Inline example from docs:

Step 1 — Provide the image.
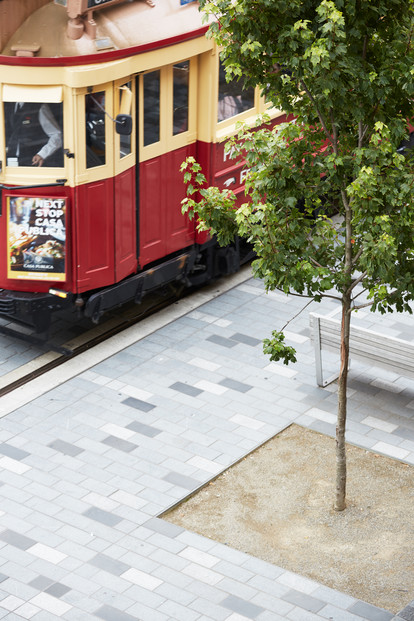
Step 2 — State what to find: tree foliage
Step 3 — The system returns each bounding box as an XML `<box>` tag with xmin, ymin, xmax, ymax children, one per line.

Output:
<box><xmin>182</xmin><ymin>0</ymin><xmax>414</xmax><ymax>509</ymax></box>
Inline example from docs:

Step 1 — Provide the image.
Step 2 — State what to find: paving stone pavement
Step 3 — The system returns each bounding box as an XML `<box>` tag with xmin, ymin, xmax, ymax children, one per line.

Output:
<box><xmin>0</xmin><ymin>274</ymin><xmax>413</xmax><ymax>621</ymax></box>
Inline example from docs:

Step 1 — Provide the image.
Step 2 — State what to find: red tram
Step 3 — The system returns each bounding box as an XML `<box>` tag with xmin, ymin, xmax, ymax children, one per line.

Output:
<box><xmin>0</xmin><ymin>0</ymin><xmax>286</xmax><ymax>332</ymax></box>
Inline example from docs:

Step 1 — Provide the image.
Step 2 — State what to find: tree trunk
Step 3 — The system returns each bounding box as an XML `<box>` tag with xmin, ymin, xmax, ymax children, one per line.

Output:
<box><xmin>335</xmin><ymin>294</ymin><xmax>351</xmax><ymax>511</ymax></box>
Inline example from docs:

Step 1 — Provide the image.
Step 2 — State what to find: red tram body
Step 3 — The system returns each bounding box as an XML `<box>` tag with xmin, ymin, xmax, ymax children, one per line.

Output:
<box><xmin>0</xmin><ymin>0</ymin><xmax>286</xmax><ymax>332</ymax></box>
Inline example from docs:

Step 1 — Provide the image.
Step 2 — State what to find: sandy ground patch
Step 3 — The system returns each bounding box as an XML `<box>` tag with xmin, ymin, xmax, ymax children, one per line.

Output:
<box><xmin>164</xmin><ymin>424</ymin><xmax>414</xmax><ymax>613</ymax></box>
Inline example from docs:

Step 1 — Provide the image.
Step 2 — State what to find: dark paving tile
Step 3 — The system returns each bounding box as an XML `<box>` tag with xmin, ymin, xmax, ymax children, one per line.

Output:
<box><xmin>206</xmin><ymin>334</ymin><xmax>237</xmax><ymax>348</ymax></box>
<box><xmin>281</xmin><ymin>589</ymin><xmax>325</xmax><ymax>613</ymax></box>
<box><xmin>392</xmin><ymin>426</ymin><xmax>414</xmax><ymax>442</ymax></box>
<box><xmin>163</xmin><ymin>471</ymin><xmax>200</xmax><ymax>490</ymax></box>
<box><xmin>347</xmin><ymin>379</ymin><xmax>381</xmax><ymax>395</ymax></box>
<box><xmin>29</xmin><ymin>575</ymin><xmax>55</xmax><ymax>590</ymax></box>
<box><xmin>126</xmin><ymin>421</ymin><xmax>162</xmax><ymax>438</ymax></box>
<box><xmin>0</xmin><ymin>573</ymin><xmax>7</xmax><ymax>584</ymax></box>
<box><xmin>122</xmin><ymin>396</ymin><xmax>155</xmax><ymax>412</ymax></box>
<box><xmin>89</xmin><ymin>553</ymin><xmax>130</xmax><ymax>576</ymax></box>
<box><xmin>44</xmin><ymin>582</ymin><xmax>71</xmax><ymax>598</ymax></box>
<box><xmin>144</xmin><ymin>518</ymin><xmax>184</xmax><ymax>538</ymax></box>
<box><xmin>170</xmin><ymin>382</ymin><xmax>203</xmax><ymax>397</ymax></box>
<box><xmin>349</xmin><ymin>600</ymin><xmax>394</xmax><ymax>621</ymax></box>
<box><xmin>48</xmin><ymin>439</ymin><xmax>84</xmax><ymax>457</ymax></box>
<box><xmin>219</xmin><ymin>378</ymin><xmax>253</xmax><ymax>393</ymax></box>
<box><xmin>83</xmin><ymin>507</ymin><xmax>122</xmax><ymax>527</ymax></box>
<box><xmin>0</xmin><ymin>443</ymin><xmax>30</xmax><ymax>461</ymax></box>
<box><xmin>101</xmin><ymin>436</ymin><xmax>138</xmax><ymax>453</ymax></box>
<box><xmin>231</xmin><ymin>332</ymin><xmax>262</xmax><ymax>347</ymax></box>
<box><xmin>221</xmin><ymin>594</ymin><xmax>265</xmax><ymax>619</ymax></box>
<box><xmin>0</xmin><ymin>529</ymin><xmax>36</xmax><ymax>550</ymax></box>
<box><xmin>396</xmin><ymin>605</ymin><xmax>414</xmax><ymax>621</ymax></box>
<box><xmin>95</xmin><ymin>605</ymin><xmax>138</xmax><ymax>621</ymax></box>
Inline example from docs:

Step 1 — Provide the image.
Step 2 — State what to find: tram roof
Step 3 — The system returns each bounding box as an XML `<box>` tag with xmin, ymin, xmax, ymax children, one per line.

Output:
<box><xmin>1</xmin><ymin>0</ymin><xmax>209</xmax><ymax>64</ymax></box>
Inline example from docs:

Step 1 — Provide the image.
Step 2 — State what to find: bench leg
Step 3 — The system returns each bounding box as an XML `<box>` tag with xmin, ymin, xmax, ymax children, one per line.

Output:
<box><xmin>314</xmin><ymin>316</ymin><xmax>341</xmax><ymax>387</ymax></box>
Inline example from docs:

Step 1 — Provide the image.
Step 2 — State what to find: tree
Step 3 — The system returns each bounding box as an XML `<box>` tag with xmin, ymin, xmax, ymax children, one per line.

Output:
<box><xmin>182</xmin><ymin>0</ymin><xmax>414</xmax><ymax>510</ymax></box>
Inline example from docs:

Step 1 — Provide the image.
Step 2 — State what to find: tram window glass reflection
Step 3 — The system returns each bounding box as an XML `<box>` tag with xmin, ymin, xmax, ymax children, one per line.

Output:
<box><xmin>143</xmin><ymin>71</ymin><xmax>160</xmax><ymax>146</ymax></box>
<box><xmin>4</xmin><ymin>101</ymin><xmax>63</xmax><ymax>167</ymax></box>
<box><xmin>173</xmin><ymin>61</ymin><xmax>189</xmax><ymax>135</ymax></box>
<box><xmin>85</xmin><ymin>91</ymin><xmax>106</xmax><ymax>168</ymax></box>
<box><xmin>119</xmin><ymin>82</ymin><xmax>132</xmax><ymax>158</ymax></box>
<box><xmin>217</xmin><ymin>60</ymin><xmax>255</xmax><ymax>122</ymax></box>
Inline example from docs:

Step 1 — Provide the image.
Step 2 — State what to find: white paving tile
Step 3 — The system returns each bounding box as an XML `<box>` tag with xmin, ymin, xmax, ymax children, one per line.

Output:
<box><xmin>189</xmin><ymin>357</ymin><xmax>221</xmax><ymax>372</ymax></box>
<box><xmin>121</xmin><ymin>568</ymin><xmax>163</xmax><ymax>590</ymax></box>
<box><xmin>372</xmin><ymin>442</ymin><xmax>410</xmax><ymax>460</ymax></box>
<box><xmin>182</xmin><ymin>562</ymin><xmax>222</xmax><ymax>585</ymax></box>
<box><xmin>187</xmin><ymin>455</ymin><xmax>223</xmax><ymax>474</ymax></box>
<box><xmin>179</xmin><ymin>546</ymin><xmax>220</xmax><ymax>568</ymax></box>
<box><xmin>101</xmin><ymin>422</ymin><xmax>136</xmax><ymax>440</ymax></box>
<box><xmin>0</xmin><ymin>595</ymin><xmax>25</xmax><ymax>611</ymax></box>
<box><xmin>305</xmin><ymin>408</ymin><xmax>337</xmax><ymax>425</ymax></box>
<box><xmin>230</xmin><ymin>414</ymin><xmax>266</xmax><ymax>430</ymax></box>
<box><xmin>361</xmin><ymin>416</ymin><xmax>398</xmax><ymax>433</ymax></box>
<box><xmin>194</xmin><ymin>380</ymin><xmax>228</xmax><ymax>395</ymax></box>
<box><xmin>119</xmin><ymin>385</ymin><xmax>153</xmax><ymax>400</ymax></box>
<box><xmin>30</xmin><ymin>593</ymin><xmax>72</xmax><ymax>617</ymax></box>
<box><xmin>28</xmin><ymin>543</ymin><xmax>68</xmax><ymax>565</ymax></box>
<box><xmin>0</xmin><ymin>455</ymin><xmax>31</xmax><ymax>474</ymax></box>
<box><xmin>264</xmin><ymin>363</ymin><xmax>298</xmax><ymax>378</ymax></box>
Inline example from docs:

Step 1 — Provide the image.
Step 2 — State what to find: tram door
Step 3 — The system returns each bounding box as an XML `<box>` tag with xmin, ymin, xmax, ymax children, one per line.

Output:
<box><xmin>137</xmin><ymin>59</ymin><xmax>197</xmax><ymax>266</ymax></box>
<box><xmin>74</xmin><ymin>80</ymin><xmax>137</xmax><ymax>291</ymax></box>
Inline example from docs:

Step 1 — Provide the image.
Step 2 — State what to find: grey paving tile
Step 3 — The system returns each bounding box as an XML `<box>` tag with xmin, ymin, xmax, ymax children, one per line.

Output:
<box><xmin>101</xmin><ymin>436</ymin><xmax>138</xmax><ymax>453</ymax></box>
<box><xmin>0</xmin><ymin>530</ymin><xmax>36</xmax><ymax>551</ymax></box>
<box><xmin>47</xmin><ymin>439</ymin><xmax>84</xmax><ymax>457</ymax></box>
<box><xmin>125</xmin><ymin>421</ymin><xmax>162</xmax><ymax>437</ymax></box>
<box><xmin>230</xmin><ymin>332</ymin><xmax>262</xmax><ymax>347</ymax></box>
<box><xmin>82</xmin><ymin>507</ymin><xmax>123</xmax><ymax>527</ymax></box>
<box><xmin>221</xmin><ymin>594</ymin><xmax>265</xmax><ymax>618</ymax></box>
<box><xmin>162</xmin><ymin>471</ymin><xmax>201</xmax><ymax>490</ymax></box>
<box><xmin>121</xmin><ymin>397</ymin><xmax>155</xmax><ymax>412</ymax></box>
<box><xmin>144</xmin><ymin>518</ymin><xmax>184</xmax><ymax>538</ymax></box>
<box><xmin>282</xmin><ymin>589</ymin><xmax>325</xmax><ymax>613</ymax></box>
<box><xmin>397</xmin><ymin>604</ymin><xmax>414</xmax><ymax>621</ymax></box>
<box><xmin>348</xmin><ymin>600</ymin><xmax>395</xmax><ymax>621</ymax></box>
<box><xmin>0</xmin><ymin>444</ymin><xmax>30</xmax><ymax>461</ymax></box>
<box><xmin>219</xmin><ymin>378</ymin><xmax>253</xmax><ymax>393</ymax></box>
<box><xmin>88</xmin><ymin>553</ymin><xmax>130</xmax><ymax>576</ymax></box>
<box><xmin>44</xmin><ymin>582</ymin><xmax>71</xmax><ymax>598</ymax></box>
<box><xmin>94</xmin><ymin>604</ymin><xmax>138</xmax><ymax>621</ymax></box>
<box><xmin>29</xmin><ymin>575</ymin><xmax>55</xmax><ymax>591</ymax></box>
<box><xmin>206</xmin><ymin>334</ymin><xmax>237</xmax><ymax>348</ymax></box>
<box><xmin>169</xmin><ymin>382</ymin><xmax>203</xmax><ymax>397</ymax></box>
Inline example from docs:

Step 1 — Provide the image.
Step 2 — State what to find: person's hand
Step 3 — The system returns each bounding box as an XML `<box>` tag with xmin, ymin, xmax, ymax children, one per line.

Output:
<box><xmin>32</xmin><ymin>154</ymin><xmax>44</xmax><ymax>166</ymax></box>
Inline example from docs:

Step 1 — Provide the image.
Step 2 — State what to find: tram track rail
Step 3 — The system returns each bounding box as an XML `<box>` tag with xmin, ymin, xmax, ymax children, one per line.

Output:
<box><xmin>0</xmin><ymin>265</ymin><xmax>253</xmax><ymax>404</ymax></box>
<box><xmin>0</xmin><ymin>285</ymin><xmax>186</xmax><ymax>399</ymax></box>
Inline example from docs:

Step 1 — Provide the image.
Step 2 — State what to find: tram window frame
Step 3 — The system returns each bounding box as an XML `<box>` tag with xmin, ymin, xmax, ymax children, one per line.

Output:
<box><xmin>217</xmin><ymin>59</ymin><xmax>256</xmax><ymax>125</ymax></box>
<box><xmin>85</xmin><ymin>90</ymin><xmax>107</xmax><ymax>169</ymax></box>
<box><xmin>2</xmin><ymin>85</ymin><xmax>65</xmax><ymax>171</ymax></box>
<box><xmin>75</xmin><ymin>83</ymin><xmax>114</xmax><ymax>183</ymax></box>
<box><xmin>114</xmin><ymin>77</ymin><xmax>135</xmax><ymax>174</ymax></box>
<box><xmin>140</xmin><ymin>57</ymin><xmax>197</xmax><ymax>162</ymax></box>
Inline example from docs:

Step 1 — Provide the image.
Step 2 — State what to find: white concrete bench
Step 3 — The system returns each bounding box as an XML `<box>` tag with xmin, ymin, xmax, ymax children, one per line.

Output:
<box><xmin>309</xmin><ymin>311</ymin><xmax>414</xmax><ymax>387</ymax></box>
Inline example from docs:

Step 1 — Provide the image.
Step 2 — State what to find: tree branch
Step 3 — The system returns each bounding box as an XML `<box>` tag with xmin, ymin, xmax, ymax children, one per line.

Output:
<box><xmin>300</xmin><ymin>79</ymin><xmax>337</xmax><ymax>154</ymax></box>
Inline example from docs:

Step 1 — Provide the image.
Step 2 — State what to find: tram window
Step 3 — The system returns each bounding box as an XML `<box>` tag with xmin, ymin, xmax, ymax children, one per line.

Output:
<box><xmin>217</xmin><ymin>60</ymin><xmax>255</xmax><ymax>122</ymax></box>
<box><xmin>173</xmin><ymin>61</ymin><xmax>189</xmax><ymax>135</ymax></box>
<box><xmin>85</xmin><ymin>92</ymin><xmax>106</xmax><ymax>168</ymax></box>
<box><xmin>4</xmin><ymin>101</ymin><xmax>63</xmax><ymax>167</ymax></box>
<box><xmin>119</xmin><ymin>82</ymin><xmax>132</xmax><ymax>158</ymax></box>
<box><xmin>143</xmin><ymin>71</ymin><xmax>160</xmax><ymax>146</ymax></box>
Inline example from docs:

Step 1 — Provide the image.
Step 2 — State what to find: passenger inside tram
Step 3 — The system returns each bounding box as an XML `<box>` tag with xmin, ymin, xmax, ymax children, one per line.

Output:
<box><xmin>4</xmin><ymin>101</ymin><xmax>63</xmax><ymax>167</ymax></box>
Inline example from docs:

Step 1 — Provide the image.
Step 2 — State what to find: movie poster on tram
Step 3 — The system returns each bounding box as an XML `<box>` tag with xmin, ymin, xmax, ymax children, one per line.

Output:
<box><xmin>7</xmin><ymin>196</ymin><xmax>66</xmax><ymax>282</ymax></box>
